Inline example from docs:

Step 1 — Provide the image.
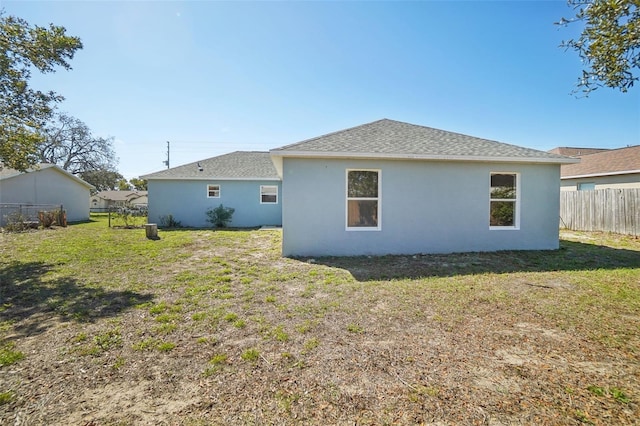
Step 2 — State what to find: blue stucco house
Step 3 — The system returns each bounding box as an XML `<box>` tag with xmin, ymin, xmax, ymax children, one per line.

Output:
<box><xmin>270</xmin><ymin>119</ymin><xmax>577</xmax><ymax>256</ymax></box>
<box><xmin>142</xmin><ymin>151</ymin><xmax>281</xmax><ymax>228</ymax></box>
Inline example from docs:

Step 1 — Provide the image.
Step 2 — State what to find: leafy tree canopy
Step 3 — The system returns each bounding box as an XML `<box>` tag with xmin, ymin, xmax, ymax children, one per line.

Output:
<box><xmin>0</xmin><ymin>12</ymin><xmax>82</xmax><ymax>170</ymax></box>
<box><xmin>80</xmin><ymin>169</ymin><xmax>124</xmax><ymax>192</ymax></box>
<box><xmin>129</xmin><ymin>177</ymin><xmax>148</xmax><ymax>191</ymax></box>
<box><xmin>118</xmin><ymin>179</ymin><xmax>132</xmax><ymax>191</ymax></box>
<box><xmin>558</xmin><ymin>0</ymin><xmax>640</xmax><ymax>95</ymax></box>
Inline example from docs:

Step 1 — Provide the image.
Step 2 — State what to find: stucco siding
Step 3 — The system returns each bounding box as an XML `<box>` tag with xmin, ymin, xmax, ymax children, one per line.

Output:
<box><xmin>560</xmin><ymin>174</ymin><xmax>640</xmax><ymax>191</ymax></box>
<box><xmin>281</xmin><ymin>158</ymin><xmax>560</xmax><ymax>256</ymax></box>
<box><xmin>0</xmin><ymin>168</ymin><xmax>91</xmax><ymax>222</ymax></box>
<box><xmin>147</xmin><ymin>180</ymin><xmax>282</xmax><ymax>228</ymax></box>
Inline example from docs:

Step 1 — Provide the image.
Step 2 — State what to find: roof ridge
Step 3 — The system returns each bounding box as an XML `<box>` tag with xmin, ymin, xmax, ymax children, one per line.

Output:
<box><xmin>273</xmin><ymin>119</ymin><xmax>393</xmax><ymax>151</ymax></box>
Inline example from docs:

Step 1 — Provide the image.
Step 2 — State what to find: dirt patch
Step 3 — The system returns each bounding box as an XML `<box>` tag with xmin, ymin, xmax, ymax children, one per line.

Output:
<box><xmin>1</xmin><ymin>224</ymin><xmax>639</xmax><ymax>424</ymax></box>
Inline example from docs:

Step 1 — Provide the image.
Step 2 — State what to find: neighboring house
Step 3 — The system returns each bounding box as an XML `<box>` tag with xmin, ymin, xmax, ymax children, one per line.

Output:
<box><xmin>0</xmin><ymin>163</ymin><xmax>94</xmax><ymax>225</ymax></box>
<box><xmin>90</xmin><ymin>191</ymin><xmax>148</xmax><ymax>211</ymax></box>
<box><xmin>551</xmin><ymin>145</ymin><xmax>640</xmax><ymax>191</ymax></box>
<box><xmin>549</xmin><ymin>147</ymin><xmax>610</xmax><ymax>157</ymax></box>
<box><xmin>270</xmin><ymin>119</ymin><xmax>577</xmax><ymax>257</ymax></box>
<box><xmin>142</xmin><ymin>151</ymin><xmax>281</xmax><ymax>228</ymax></box>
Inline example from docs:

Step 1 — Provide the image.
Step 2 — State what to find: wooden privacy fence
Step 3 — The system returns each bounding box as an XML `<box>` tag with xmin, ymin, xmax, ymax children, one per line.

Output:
<box><xmin>560</xmin><ymin>188</ymin><xmax>640</xmax><ymax>236</ymax></box>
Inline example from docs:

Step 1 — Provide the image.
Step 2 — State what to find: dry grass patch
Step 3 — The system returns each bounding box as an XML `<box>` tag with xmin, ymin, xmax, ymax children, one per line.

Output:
<box><xmin>0</xmin><ymin>220</ymin><xmax>638</xmax><ymax>424</ymax></box>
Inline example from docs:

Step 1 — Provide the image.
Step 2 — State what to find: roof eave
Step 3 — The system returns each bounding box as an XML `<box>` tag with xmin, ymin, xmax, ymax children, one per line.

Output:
<box><xmin>143</xmin><ymin>176</ymin><xmax>281</xmax><ymax>181</ymax></box>
<box><xmin>561</xmin><ymin>169</ymin><xmax>640</xmax><ymax>179</ymax></box>
<box><xmin>268</xmin><ymin>150</ymin><xmax>578</xmax><ymax>164</ymax></box>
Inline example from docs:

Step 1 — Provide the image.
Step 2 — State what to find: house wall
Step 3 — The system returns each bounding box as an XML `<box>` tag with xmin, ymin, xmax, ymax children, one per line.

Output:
<box><xmin>560</xmin><ymin>173</ymin><xmax>640</xmax><ymax>191</ymax></box>
<box><xmin>0</xmin><ymin>168</ymin><xmax>91</xmax><ymax>222</ymax></box>
<box><xmin>281</xmin><ymin>158</ymin><xmax>561</xmax><ymax>256</ymax></box>
<box><xmin>90</xmin><ymin>197</ymin><xmax>109</xmax><ymax>210</ymax></box>
<box><xmin>147</xmin><ymin>179</ymin><xmax>282</xmax><ymax>228</ymax></box>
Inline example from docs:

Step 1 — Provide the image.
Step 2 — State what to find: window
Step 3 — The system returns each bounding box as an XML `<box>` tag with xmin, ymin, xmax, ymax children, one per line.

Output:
<box><xmin>260</xmin><ymin>185</ymin><xmax>278</xmax><ymax>204</ymax></box>
<box><xmin>578</xmin><ymin>182</ymin><xmax>595</xmax><ymax>191</ymax></box>
<box><xmin>207</xmin><ymin>184</ymin><xmax>220</xmax><ymax>198</ymax></box>
<box><xmin>490</xmin><ymin>173</ymin><xmax>519</xmax><ymax>229</ymax></box>
<box><xmin>346</xmin><ymin>169</ymin><xmax>380</xmax><ymax>230</ymax></box>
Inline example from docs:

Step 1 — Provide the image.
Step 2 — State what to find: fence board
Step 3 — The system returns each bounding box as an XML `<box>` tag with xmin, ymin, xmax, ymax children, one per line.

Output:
<box><xmin>560</xmin><ymin>189</ymin><xmax>640</xmax><ymax>236</ymax></box>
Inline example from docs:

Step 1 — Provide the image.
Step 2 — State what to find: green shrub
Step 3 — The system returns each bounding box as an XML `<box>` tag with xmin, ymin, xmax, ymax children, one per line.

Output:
<box><xmin>206</xmin><ymin>205</ymin><xmax>235</xmax><ymax>228</ymax></box>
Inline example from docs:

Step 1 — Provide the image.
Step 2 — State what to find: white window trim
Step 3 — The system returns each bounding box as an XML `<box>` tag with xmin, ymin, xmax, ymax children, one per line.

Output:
<box><xmin>260</xmin><ymin>185</ymin><xmax>278</xmax><ymax>204</ymax></box>
<box><xmin>346</xmin><ymin>168</ymin><xmax>381</xmax><ymax>231</ymax></box>
<box><xmin>489</xmin><ymin>172</ymin><xmax>520</xmax><ymax>231</ymax></box>
<box><xmin>207</xmin><ymin>184</ymin><xmax>221</xmax><ymax>198</ymax></box>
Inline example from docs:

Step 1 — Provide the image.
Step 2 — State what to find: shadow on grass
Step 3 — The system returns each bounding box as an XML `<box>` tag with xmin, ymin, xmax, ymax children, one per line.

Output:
<box><xmin>0</xmin><ymin>261</ymin><xmax>152</xmax><ymax>337</ymax></box>
<box><xmin>308</xmin><ymin>240</ymin><xmax>640</xmax><ymax>282</ymax></box>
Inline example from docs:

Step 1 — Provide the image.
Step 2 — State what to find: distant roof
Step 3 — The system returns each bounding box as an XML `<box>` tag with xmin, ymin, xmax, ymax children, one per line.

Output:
<box><xmin>549</xmin><ymin>147</ymin><xmax>611</xmax><ymax>157</ymax></box>
<box><xmin>561</xmin><ymin>145</ymin><xmax>640</xmax><ymax>179</ymax></box>
<box><xmin>271</xmin><ymin>119</ymin><xmax>576</xmax><ymax>164</ymax></box>
<box><xmin>142</xmin><ymin>151</ymin><xmax>279</xmax><ymax>181</ymax></box>
<box><xmin>94</xmin><ymin>191</ymin><xmax>148</xmax><ymax>201</ymax></box>
<box><xmin>0</xmin><ymin>163</ymin><xmax>94</xmax><ymax>189</ymax></box>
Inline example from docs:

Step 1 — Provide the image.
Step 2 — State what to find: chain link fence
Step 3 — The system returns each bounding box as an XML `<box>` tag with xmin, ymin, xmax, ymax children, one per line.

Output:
<box><xmin>0</xmin><ymin>203</ymin><xmax>65</xmax><ymax>228</ymax></box>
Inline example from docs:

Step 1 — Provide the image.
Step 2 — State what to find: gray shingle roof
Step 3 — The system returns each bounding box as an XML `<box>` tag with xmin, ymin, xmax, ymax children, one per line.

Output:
<box><xmin>271</xmin><ymin>119</ymin><xmax>576</xmax><ymax>163</ymax></box>
<box><xmin>142</xmin><ymin>151</ymin><xmax>279</xmax><ymax>180</ymax></box>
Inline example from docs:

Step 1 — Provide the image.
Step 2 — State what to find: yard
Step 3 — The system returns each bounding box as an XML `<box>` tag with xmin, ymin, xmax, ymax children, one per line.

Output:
<box><xmin>0</xmin><ymin>216</ymin><xmax>638</xmax><ymax>425</ymax></box>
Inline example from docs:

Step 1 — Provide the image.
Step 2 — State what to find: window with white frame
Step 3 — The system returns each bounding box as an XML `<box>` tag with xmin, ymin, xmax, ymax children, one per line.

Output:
<box><xmin>207</xmin><ymin>184</ymin><xmax>220</xmax><ymax>198</ymax></box>
<box><xmin>260</xmin><ymin>185</ymin><xmax>278</xmax><ymax>204</ymax></box>
<box><xmin>490</xmin><ymin>173</ymin><xmax>519</xmax><ymax>229</ymax></box>
<box><xmin>346</xmin><ymin>169</ymin><xmax>380</xmax><ymax>230</ymax></box>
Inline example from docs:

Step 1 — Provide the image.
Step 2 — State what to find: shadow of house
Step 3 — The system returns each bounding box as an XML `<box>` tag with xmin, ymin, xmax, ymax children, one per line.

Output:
<box><xmin>0</xmin><ymin>261</ymin><xmax>153</xmax><ymax>338</ymax></box>
<box><xmin>304</xmin><ymin>240</ymin><xmax>640</xmax><ymax>282</ymax></box>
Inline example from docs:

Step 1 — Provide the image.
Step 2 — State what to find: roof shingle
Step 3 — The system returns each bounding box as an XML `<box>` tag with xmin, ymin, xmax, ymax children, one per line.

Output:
<box><xmin>561</xmin><ymin>145</ymin><xmax>640</xmax><ymax>178</ymax></box>
<box><xmin>142</xmin><ymin>151</ymin><xmax>279</xmax><ymax>180</ymax></box>
<box><xmin>271</xmin><ymin>119</ymin><xmax>574</xmax><ymax>163</ymax></box>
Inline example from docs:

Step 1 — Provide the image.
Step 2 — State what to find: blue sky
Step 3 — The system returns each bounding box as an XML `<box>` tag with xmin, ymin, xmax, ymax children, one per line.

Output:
<box><xmin>4</xmin><ymin>0</ymin><xmax>639</xmax><ymax>180</ymax></box>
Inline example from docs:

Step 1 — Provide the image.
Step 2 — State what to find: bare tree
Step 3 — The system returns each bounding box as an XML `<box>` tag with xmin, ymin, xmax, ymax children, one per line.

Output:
<box><xmin>38</xmin><ymin>113</ymin><xmax>117</xmax><ymax>174</ymax></box>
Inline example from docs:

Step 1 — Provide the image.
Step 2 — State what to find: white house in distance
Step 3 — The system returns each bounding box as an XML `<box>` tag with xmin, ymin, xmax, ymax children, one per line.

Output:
<box><xmin>270</xmin><ymin>119</ymin><xmax>577</xmax><ymax>257</ymax></box>
<box><xmin>0</xmin><ymin>163</ymin><xmax>94</xmax><ymax>225</ymax></box>
<box><xmin>90</xmin><ymin>190</ymin><xmax>148</xmax><ymax>211</ymax></box>
<box><xmin>142</xmin><ymin>151</ymin><xmax>281</xmax><ymax>228</ymax></box>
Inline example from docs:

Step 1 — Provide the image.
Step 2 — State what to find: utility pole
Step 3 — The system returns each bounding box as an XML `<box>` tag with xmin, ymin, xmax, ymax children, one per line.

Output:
<box><xmin>163</xmin><ymin>141</ymin><xmax>170</xmax><ymax>169</ymax></box>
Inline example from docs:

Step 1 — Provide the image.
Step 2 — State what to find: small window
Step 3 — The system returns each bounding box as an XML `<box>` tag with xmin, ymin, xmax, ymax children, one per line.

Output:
<box><xmin>260</xmin><ymin>185</ymin><xmax>278</xmax><ymax>204</ymax></box>
<box><xmin>578</xmin><ymin>182</ymin><xmax>595</xmax><ymax>191</ymax></box>
<box><xmin>347</xmin><ymin>169</ymin><xmax>380</xmax><ymax>230</ymax></box>
<box><xmin>207</xmin><ymin>184</ymin><xmax>220</xmax><ymax>198</ymax></box>
<box><xmin>490</xmin><ymin>173</ymin><xmax>519</xmax><ymax>229</ymax></box>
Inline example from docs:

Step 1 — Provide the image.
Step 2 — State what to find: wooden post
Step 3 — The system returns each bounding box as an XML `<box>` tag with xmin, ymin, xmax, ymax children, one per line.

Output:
<box><xmin>145</xmin><ymin>223</ymin><xmax>158</xmax><ymax>239</ymax></box>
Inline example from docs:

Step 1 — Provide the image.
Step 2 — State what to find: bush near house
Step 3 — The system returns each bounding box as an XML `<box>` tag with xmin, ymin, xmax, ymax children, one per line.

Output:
<box><xmin>206</xmin><ymin>204</ymin><xmax>235</xmax><ymax>228</ymax></box>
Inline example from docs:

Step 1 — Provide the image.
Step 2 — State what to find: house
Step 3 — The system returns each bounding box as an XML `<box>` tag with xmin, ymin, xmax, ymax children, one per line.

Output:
<box><xmin>142</xmin><ymin>151</ymin><xmax>281</xmax><ymax>228</ymax></box>
<box><xmin>551</xmin><ymin>145</ymin><xmax>640</xmax><ymax>191</ymax></box>
<box><xmin>0</xmin><ymin>163</ymin><xmax>94</xmax><ymax>225</ymax></box>
<box><xmin>270</xmin><ymin>119</ymin><xmax>577</xmax><ymax>257</ymax></box>
<box><xmin>549</xmin><ymin>147</ymin><xmax>610</xmax><ymax>157</ymax></box>
<box><xmin>90</xmin><ymin>191</ymin><xmax>148</xmax><ymax>211</ymax></box>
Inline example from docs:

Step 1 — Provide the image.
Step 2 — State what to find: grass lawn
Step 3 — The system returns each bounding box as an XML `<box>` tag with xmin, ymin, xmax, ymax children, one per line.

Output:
<box><xmin>0</xmin><ymin>216</ymin><xmax>638</xmax><ymax>425</ymax></box>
